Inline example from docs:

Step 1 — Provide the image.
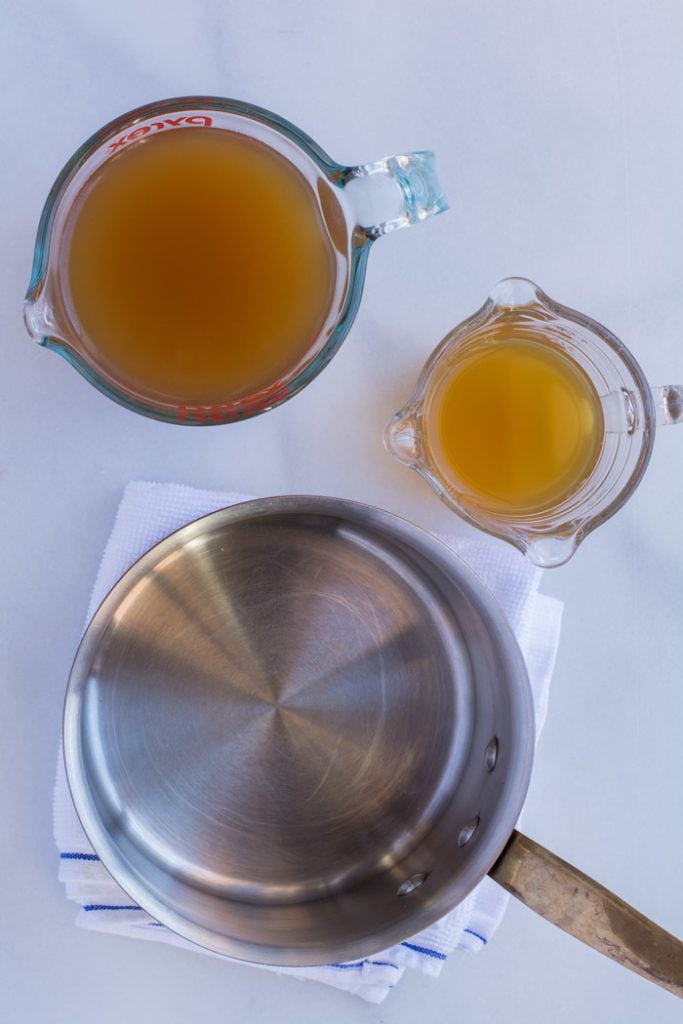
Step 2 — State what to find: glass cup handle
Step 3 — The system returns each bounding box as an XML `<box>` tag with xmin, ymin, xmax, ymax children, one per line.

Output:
<box><xmin>652</xmin><ymin>385</ymin><xmax>683</xmax><ymax>426</ymax></box>
<box><xmin>343</xmin><ymin>152</ymin><xmax>449</xmax><ymax>239</ymax></box>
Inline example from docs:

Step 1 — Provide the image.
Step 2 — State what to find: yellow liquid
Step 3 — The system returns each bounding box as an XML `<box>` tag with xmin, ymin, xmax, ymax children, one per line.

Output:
<box><xmin>65</xmin><ymin>128</ymin><xmax>337</xmax><ymax>406</ymax></box>
<box><xmin>425</xmin><ymin>335</ymin><xmax>604</xmax><ymax>513</ymax></box>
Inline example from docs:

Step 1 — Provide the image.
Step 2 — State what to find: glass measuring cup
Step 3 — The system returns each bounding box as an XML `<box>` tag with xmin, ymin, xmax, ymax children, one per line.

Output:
<box><xmin>23</xmin><ymin>97</ymin><xmax>448</xmax><ymax>424</ymax></box>
<box><xmin>385</xmin><ymin>277</ymin><xmax>683</xmax><ymax>567</ymax></box>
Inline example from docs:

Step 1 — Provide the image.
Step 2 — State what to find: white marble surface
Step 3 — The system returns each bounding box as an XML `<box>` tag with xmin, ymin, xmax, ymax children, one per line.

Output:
<box><xmin>1</xmin><ymin>1</ymin><xmax>682</xmax><ymax>1021</ymax></box>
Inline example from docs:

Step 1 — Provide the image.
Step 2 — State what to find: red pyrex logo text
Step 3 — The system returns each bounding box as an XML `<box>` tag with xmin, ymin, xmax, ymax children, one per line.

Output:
<box><xmin>177</xmin><ymin>383</ymin><xmax>289</xmax><ymax>423</ymax></box>
<box><xmin>108</xmin><ymin>115</ymin><xmax>213</xmax><ymax>152</ymax></box>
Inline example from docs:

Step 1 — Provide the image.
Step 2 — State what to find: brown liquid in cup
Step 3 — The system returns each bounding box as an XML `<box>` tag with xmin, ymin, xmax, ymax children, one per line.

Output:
<box><xmin>424</xmin><ymin>333</ymin><xmax>605</xmax><ymax>513</ymax></box>
<box><xmin>65</xmin><ymin>127</ymin><xmax>337</xmax><ymax>405</ymax></box>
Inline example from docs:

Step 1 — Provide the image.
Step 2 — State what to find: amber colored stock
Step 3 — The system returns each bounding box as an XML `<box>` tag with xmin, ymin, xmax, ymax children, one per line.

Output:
<box><xmin>65</xmin><ymin>128</ymin><xmax>336</xmax><ymax>405</ymax></box>
<box><xmin>425</xmin><ymin>334</ymin><xmax>605</xmax><ymax>514</ymax></box>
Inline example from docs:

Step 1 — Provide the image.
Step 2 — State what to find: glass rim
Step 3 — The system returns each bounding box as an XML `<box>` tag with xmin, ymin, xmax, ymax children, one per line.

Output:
<box><xmin>411</xmin><ymin>283</ymin><xmax>658</xmax><ymax>551</ymax></box>
<box><xmin>26</xmin><ymin>96</ymin><xmax>369</xmax><ymax>425</ymax></box>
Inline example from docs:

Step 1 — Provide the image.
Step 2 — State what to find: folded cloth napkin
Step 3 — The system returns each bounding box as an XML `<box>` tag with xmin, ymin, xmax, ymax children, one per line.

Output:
<box><xmin>54</xmin><ymin>481</ymin><xmax>563</xmax><ymax>1004</ymax></box>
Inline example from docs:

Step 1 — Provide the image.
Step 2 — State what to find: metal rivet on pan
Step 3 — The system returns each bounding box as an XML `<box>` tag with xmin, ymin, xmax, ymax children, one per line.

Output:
<box><xmin>458</xmin><ymin>816</ymin><xmax>480</xmax><ymax>847</ymax></box>
<box><xmin>397</xmin><ymin>873</ymin><xmax>428</xmax><ymax>896</ymax></box>
<box><xmin>485</xmin><ymin>737</ymin><xmax>499</xmax><ymax>772</ymax></box>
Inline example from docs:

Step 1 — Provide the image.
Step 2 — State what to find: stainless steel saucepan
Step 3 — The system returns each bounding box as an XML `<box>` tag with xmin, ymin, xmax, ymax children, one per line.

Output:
<box><xmin>63</xmin><ymin>496</ymin><xmax>683</xmax><ymax>996</ymax></box>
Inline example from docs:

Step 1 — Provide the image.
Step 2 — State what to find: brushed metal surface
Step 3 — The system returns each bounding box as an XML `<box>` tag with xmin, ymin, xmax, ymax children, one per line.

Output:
<box><xmin>64</xmin><ymin>497</ymin><xmax>534</xmax><ymax>965</ymax></box>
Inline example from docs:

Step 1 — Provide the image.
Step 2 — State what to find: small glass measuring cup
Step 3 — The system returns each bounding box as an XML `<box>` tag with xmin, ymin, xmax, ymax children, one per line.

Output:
<box><xmin>23</xmin><ymin>97</ymin><xmax>448</xmax><ymax>424</ymax></box>
<box><xmin>385</xmin><ymin>277</ymin><xmax>683</xmax><ymax>567</ymax></box>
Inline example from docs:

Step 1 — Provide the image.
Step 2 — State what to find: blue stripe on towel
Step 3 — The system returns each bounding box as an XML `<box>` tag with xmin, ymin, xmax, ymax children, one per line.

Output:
<box><xmin>329</xmin><ymin>960</ymin><xmax>399</xmax><ymax>971</ymax></box>
<box><xmin>82</xmin><ymin>904</ymin><xmax>143</xmax><ymax>912</ymax></box>
<box><xmin>464</xmin><ymin>928</ymin><xmax>488</xmax><ymax>944</ymax></box>
<box><xmin>400</xmin><ymin>941</ymin><xmax>447</xmax><ymax>960</ymax></box>
<box><xmin>60</xmin><ymin>852</ymin><xmax>100</xmax><ymax>861</ymax></box>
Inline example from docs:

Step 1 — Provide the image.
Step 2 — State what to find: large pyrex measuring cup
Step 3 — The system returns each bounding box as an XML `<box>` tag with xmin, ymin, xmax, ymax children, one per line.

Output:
<box><xmin>386</xmin><ymin>278</ymin><xmax>683</xmax><ymax>567</ymax></box>
<box><xmin>24</xmin><ymin>97</ymin><xmax>448</xmax><ymax>424</ymax></box>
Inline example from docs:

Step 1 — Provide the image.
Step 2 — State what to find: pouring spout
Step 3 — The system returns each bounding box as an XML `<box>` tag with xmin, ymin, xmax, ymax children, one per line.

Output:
<box><xmin>384</xmin><ymin>409</ymin><xmax>419</xmax><ymax>467</ymax></box>
<box><xmin>23</xmin><ymin>297</ymin><xmax>60</xmax><ymax>344</ymax></box>
<box><xmin>523</xmin><ymin>533</ymin><xmax>578</xmax><ymax>568</ymax></box>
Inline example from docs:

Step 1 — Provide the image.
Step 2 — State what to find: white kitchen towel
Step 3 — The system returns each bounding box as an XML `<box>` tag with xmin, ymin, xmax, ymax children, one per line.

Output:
<box><xmin>54</xmin><ymin>481</ymin><xmax>563</xmax><ymax>1004</ymax></box>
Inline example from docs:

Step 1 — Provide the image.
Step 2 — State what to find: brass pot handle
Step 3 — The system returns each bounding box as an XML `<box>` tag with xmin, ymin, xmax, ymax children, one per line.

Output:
<box><xmin>489</xmin><ymin>830</ymin><xmax>683</xmax><ymax>998</ymax></box>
